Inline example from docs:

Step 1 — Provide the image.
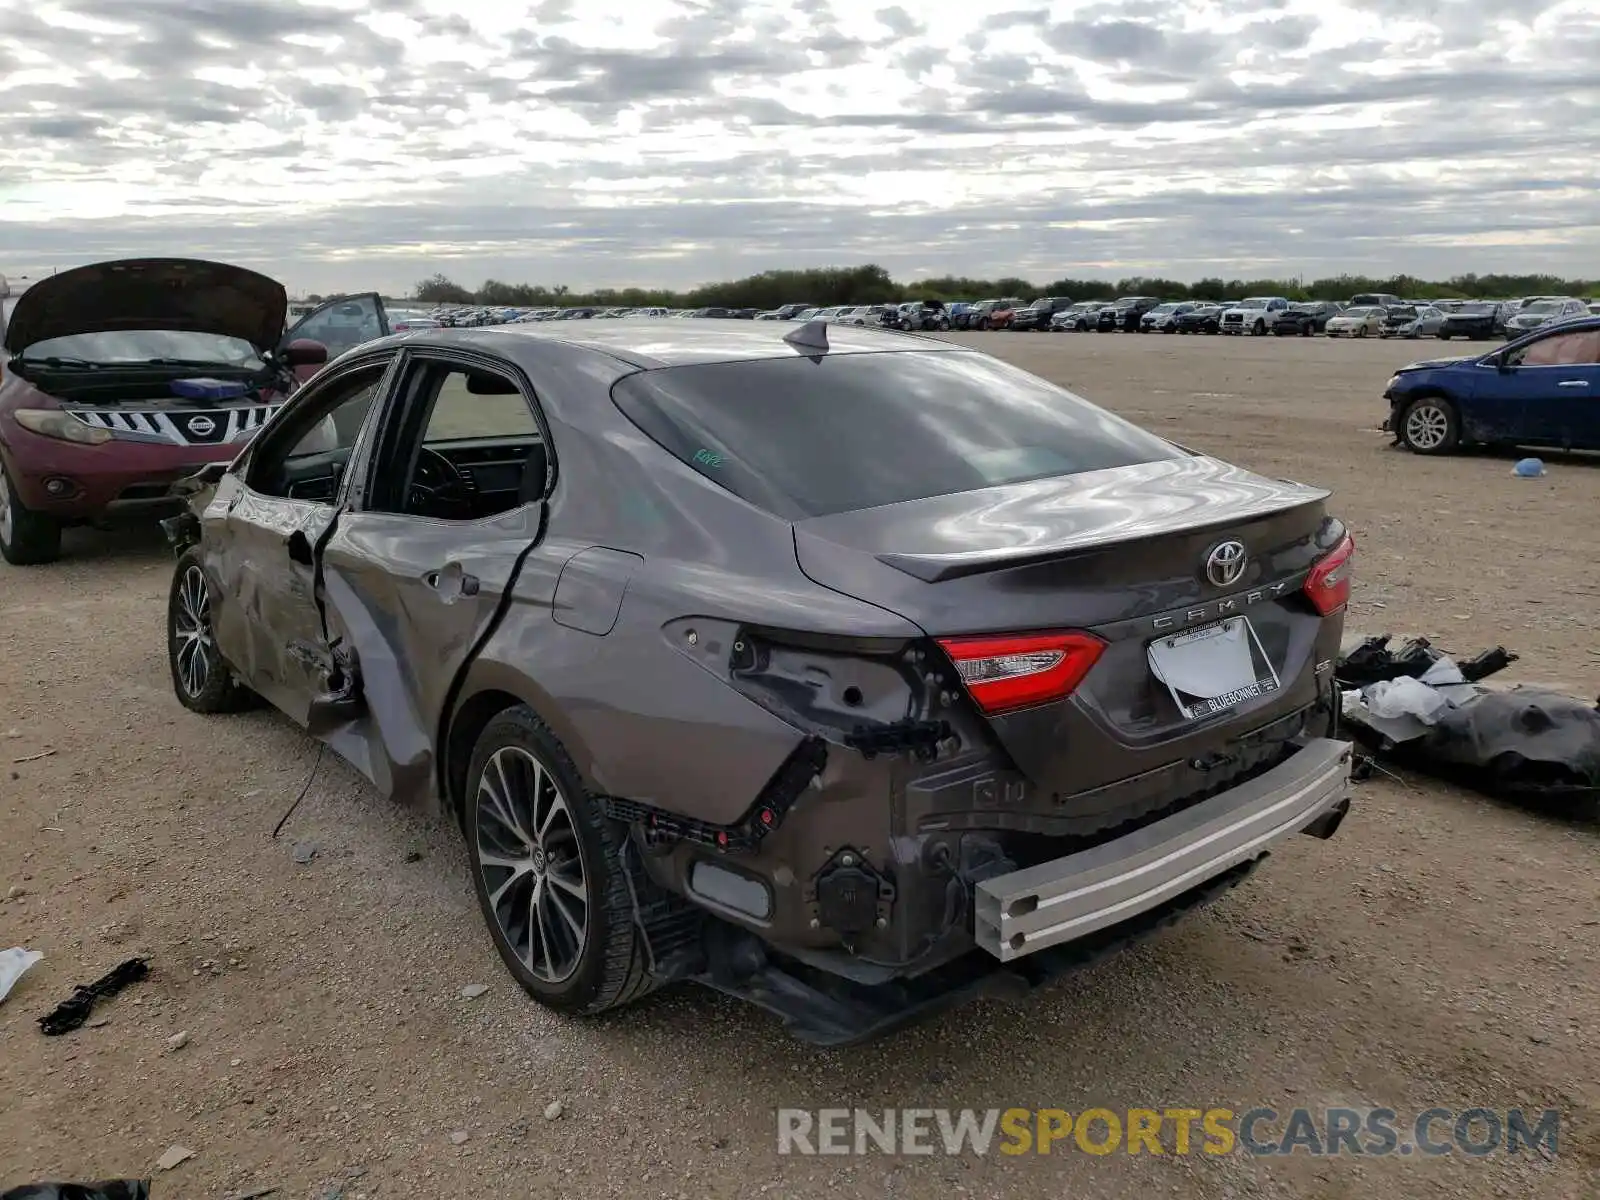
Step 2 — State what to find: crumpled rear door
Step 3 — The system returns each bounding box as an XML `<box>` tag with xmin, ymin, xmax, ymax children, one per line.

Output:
<box><xmin>311</xmin><ymin>505</ymin><xmax>545</xmax><ymax>806</ymax></box>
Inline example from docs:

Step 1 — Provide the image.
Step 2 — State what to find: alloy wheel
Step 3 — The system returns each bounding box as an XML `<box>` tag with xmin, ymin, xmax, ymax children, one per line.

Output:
<box><xmin>172</xmin><ymin>565</ymin><xmax>216</xmax><ymax>697</ymax></box>
<box><xmin>1404</xmin><ymin>403</ymin><xmax>1451</xmax><ymax>451</ymax></box>
<box><xmin>475</xmin><ymin>746</ymin><xmax>589</xmax><ymax>984</ymax></box>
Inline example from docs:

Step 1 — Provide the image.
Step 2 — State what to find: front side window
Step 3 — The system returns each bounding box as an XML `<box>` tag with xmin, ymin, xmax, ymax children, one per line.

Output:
<box><xmin>1515</xmin><ymin>330</ymin><xmax>1600</xmax><ymax>367</ymax></box>
<box><xmin>610</xmin><ymin>350</ymin><xmax>1186</xmax><ymax>520</ymax></box>
<box><xmin>250</xmin><ymin>362</ymin><xmax>389</xmax><ymax>501</ymax></box>
<box><xmin>288</xmin><ymin>296</ymin><xmax>387</xmax><ymax>359</ymax></box>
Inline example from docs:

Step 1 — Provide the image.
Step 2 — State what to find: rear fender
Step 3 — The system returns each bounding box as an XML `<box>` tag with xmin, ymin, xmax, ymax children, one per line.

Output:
<box><xmin>444</xmin><ymin>656</ymin><xmax>602</xmax><ymax>821</ymax></box>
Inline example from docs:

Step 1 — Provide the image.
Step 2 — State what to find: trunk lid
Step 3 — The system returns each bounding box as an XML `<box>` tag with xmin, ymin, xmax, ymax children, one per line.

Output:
<box><xmin>793</xmin><ymin>456</ymin><xmax>1345</xmax><ymax>798</ymax></box>
<box><xmin>4</xmin><ymin>258</ymin><xmax>288</xmax><ymax>354</ymax></box>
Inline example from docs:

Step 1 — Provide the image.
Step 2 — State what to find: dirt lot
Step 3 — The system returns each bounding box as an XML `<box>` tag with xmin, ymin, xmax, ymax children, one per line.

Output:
<box><xmin>2</xmin><ymin>331</ymin><xmax>1596</xmax><ymax>1198</ymax></box>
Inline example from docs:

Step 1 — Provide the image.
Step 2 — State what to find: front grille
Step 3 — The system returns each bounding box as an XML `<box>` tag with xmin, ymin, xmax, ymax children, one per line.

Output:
<box><xmin>1222</xmin><ymin>313</ymin><xmax>1244</xmax><ymax>325</ymax></box>
<box><xmin>67</xmin><ymin>405</ymin><xmax>282</xmax><ymax>447</ymax></box>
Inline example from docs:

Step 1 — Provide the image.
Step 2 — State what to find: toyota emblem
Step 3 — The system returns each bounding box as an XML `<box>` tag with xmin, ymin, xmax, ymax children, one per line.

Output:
<box><xmin>186</xmin><ymin>415</ymin><xmax>217</xmax><ymax>437</ymax></box>
<box><xmin>1204</xmin><ymin>540</ymin><xmax>1248</xmax><ymax>588</ymax></box>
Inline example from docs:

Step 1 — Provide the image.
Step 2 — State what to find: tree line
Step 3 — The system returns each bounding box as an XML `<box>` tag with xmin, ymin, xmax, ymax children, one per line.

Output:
<box><xmin>407</xmin><ymin>264</ymin><xmax>1598</xmax><ymax>310</ymax></box>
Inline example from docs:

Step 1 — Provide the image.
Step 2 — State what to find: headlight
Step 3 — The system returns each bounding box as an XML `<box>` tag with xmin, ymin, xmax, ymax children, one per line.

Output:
<box><xmin>12</xmin><ymin>408</ymin><xmax>114</xmax><ymax>445</ymax></box>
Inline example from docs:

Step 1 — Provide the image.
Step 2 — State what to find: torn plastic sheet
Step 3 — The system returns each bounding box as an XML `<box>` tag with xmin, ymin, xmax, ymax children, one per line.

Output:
<box><xmin>1337</xmin><ymin>637</ymin><xmax>1600</xmax><ymax>811</ymax></box>
<box><xmin>0</xmin><ymin>948</ymin><xmax>43</xmax><ymax>1005</ymax></box>
<box><xmin>0</xmin><ymin>1183</ymin><xmax>150</xmax><ymax>1200</ymax></box>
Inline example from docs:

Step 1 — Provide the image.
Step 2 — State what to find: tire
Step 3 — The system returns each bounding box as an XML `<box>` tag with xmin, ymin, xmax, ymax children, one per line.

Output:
<box><xmin>167</xmin><ymin>548</ymin><xmax>257</xmax><ymax>713</ymax></box>
<box><xmin>0</xmin><ymin>462</ymin><xmax>63</xmax><ymax>566</ymax></box>
<box><xmin>1301</xmin><ymin>323</ymin><xmax>1312</xmax><ymax>337</ymax></box>
<box><xmin>465</xmin><ymin>705</ymin><xmax>656</xmax><ymax>1016</ymax></box>
<box><xmin>1398</xmin><ymin>396</ymin><xmax>1460</xmax><ymax>455</ymax></box>
<box><xmin>977</xmin><ymin>318</ymin><xmax>989</xmax><ymax>331</ymax></box>
<box><xmin>1252</xmin><ymin>319</ymin><xmax>1266</xmax><ymax>336</ymax></box>
<box><xmin>1356</xmin><ymin>326</ymin><xmax>1368</xmax><ymax>338</ymax></box>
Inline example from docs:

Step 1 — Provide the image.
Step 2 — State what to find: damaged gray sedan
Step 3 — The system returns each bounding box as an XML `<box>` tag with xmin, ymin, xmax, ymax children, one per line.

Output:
<box><xmin>163</xmin><ymin>318</ymin><xmax>1357</xmax><ymax>1044</ymax></box>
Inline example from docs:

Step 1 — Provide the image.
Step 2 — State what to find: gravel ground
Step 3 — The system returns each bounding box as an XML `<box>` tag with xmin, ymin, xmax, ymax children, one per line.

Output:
<box><xmin>2</xmin><ymin>331</ymin><xmax>1596</xmax><ymax>1198</ymax></box>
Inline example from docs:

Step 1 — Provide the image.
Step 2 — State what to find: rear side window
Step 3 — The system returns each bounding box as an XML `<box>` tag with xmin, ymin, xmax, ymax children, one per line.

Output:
<box><xmin>609</xmin><ymin>350</ymin><xmax>1186</xmax><ymax>519</ymax></box>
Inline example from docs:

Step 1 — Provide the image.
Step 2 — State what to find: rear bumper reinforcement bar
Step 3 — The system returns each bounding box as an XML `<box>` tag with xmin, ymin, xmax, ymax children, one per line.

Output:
<box><xmin>975</xmin><ymin>738</ymin><xmax>1353</xmax><ymax>962</ymax></box>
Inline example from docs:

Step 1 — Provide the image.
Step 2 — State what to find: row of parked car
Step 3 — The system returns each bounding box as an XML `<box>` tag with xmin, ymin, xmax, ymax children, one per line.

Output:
<box><xmin>944</xmin><ymin>293</ymin><xmax>1600</xmax><ymax>340</ymax></box>
<box><xmin>420</xmin><ymin>301</ymin><xmax>955</xmax><ymax>329</ymax></box>
<box><xmin>405</xmin><ymin>294</ymin><xmax>1599</xmax><ymax>342</ymax></box>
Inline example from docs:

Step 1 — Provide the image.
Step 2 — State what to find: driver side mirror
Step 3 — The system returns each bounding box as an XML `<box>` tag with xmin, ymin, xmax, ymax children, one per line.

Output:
<box><xmin>283</xmin><ymin>339</ymin><xmax>329</xmax><ymax>368</ymax></box>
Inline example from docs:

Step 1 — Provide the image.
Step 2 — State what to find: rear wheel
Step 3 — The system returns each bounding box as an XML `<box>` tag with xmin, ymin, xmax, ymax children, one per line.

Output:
<box><xmin>0</xmin><ymin>463</ymin><xmax>63</xmax><ymax>566</ymax></box>
<box><xmin>1399</xmin><ymin>396</ymin><xmax>1460</xmax><ymax>455</ymax></box>
<box><xmin>465</xmin><ymin>705</ymin><xmax>656</xmax><ymax>1015</ymax></box>
<box><xmin>168</xmin><ymin>549</ymin><xmax>257</xmax><ymax>712</ymax></box>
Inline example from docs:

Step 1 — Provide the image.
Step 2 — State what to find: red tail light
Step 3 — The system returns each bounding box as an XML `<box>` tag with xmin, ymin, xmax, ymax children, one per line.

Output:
<box><xmin>936</xmin><ymin>631</ymin><xmax>1105</xmax><ymax>715</ymax></box>
<box><xmin>1304</xmin><ymin>533</ymin><xmax>1355</xmax><ymax>615</ymax></box>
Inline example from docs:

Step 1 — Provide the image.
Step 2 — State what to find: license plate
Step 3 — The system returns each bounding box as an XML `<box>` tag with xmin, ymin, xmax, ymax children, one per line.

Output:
<box><xmin>1146</xmin><ymin>617</ymin><xmax>1281</xmax><ymax>720</ymax></box>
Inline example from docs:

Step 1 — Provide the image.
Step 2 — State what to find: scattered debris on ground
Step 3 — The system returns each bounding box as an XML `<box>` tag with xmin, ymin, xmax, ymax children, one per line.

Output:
<box><xmin>37</xmin><ymin>958</ymin><xmax>151</xmax><ymax>1036</ymax></box>
<box><xmin>291</xmin><ymin>842</ymin><xmax>318</xmax><ymax>866</ymax></box>
<box><xmin>155</xmin><ymin>1146</ymin><xmax>195</xmax><ymax>1172</ymax></box>
<box><xmin>459</xmin><ymin>983</ymin><xmax>489</xmax><ymax>1000</ymax></box>
<box><xmin>0</xmin><ymin>947</ymin><xmax>43</xmax><ymax>1005</ymax></box>
<box><xmin>1338</xmin><ymin>635</ymin><xmax>1600</xmax><ymax>814</ymax></box>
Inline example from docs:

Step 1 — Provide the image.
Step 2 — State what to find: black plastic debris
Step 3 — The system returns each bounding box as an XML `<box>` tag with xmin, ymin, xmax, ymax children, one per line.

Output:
<box><xmin>0</xmin><ymin>1183</ymin><xmax>150</xmax><ymax>1200</ymax></box>
<box><xmin>1377</xmin><ymin>686</ymin><xmax>1600</xmax><ymax>812</ymax></box>
<box><xmin>37</xmin><ymin>958</ymin><xmax>150</xmax><ymax>1036</ymax></box>
<box><xmin>1335</xmin><ymin>634</ymin><xmax>1519</xmax><ymax>689</ymax></box>
<box><xmin>1337</xmin><ymin>635</ymin><xmax>1599</xmax><ymax>815</ymax></box>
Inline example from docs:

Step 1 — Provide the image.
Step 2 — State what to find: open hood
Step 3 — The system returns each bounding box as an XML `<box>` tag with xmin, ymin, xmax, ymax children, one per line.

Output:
<box><xmin>4</xmin><ymin>258</ymin><xmax>289</xmax><ymax>355</ymax></box>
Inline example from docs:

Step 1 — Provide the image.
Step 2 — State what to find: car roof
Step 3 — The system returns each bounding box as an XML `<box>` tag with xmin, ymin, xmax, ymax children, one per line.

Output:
<box><xmin>401</xmin><ymin>316</ymin><xmax>955</xmax><ymax>369</ymax></box>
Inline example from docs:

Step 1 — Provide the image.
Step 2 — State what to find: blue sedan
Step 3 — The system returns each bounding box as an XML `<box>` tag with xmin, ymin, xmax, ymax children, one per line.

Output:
<box><xmin>1383</xmin><ymin>315</ymin><xmax>1600</xmax><ymax>454</ymax></box>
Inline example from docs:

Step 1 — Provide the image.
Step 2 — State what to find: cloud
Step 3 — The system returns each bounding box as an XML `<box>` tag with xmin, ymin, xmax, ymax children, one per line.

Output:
<box><xmin>0</xmin><ymin>0</ymin><xmax>1594</xmax><ymax>294</ymax></box>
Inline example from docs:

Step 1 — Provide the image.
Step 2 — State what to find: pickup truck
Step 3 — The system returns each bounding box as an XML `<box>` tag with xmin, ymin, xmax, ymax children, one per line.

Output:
<box><xmin>1220</xmin><ymin>297</ymin><xmax>1292</xmax><ymax>336</ymax></box>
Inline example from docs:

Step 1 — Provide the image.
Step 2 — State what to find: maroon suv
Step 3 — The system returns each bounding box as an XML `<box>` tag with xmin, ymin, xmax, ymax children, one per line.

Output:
<box><xmin>0</xmin><ymin>258</ymin><xmax>391</xmax><ymax>565</ymax></box>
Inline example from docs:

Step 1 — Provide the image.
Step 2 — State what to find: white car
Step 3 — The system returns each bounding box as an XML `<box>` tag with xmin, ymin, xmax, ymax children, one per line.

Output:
<box><xmin>1324</xmin><ymin>306</ymin><xmax>1385</xmax><ymax>338</ymax></box>
<box><xmin>1219</xmin><ymin>297</ymin><xmax>1291</xmax><ymax>335</ymax></box>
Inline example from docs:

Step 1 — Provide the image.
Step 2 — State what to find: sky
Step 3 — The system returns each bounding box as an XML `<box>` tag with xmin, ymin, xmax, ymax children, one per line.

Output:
<box><xmin>1</xmin><ymin>0</ymin><xmax>1596</xmax><ymax>297</ymax></box>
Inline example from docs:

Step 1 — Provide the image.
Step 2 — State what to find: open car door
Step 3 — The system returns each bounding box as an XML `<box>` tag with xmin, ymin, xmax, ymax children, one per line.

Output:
<box><xmin>280</xmin><ymin>293</ymin><xmax>391</xmax><ymax>374</ymax></box>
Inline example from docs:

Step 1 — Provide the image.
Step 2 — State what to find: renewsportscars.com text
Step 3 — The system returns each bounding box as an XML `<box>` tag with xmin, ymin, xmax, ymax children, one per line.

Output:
<box><xmin>776</xmin><ymin>1107</ymin><xmax>1560</xmax><ymax>1158</ymax></box>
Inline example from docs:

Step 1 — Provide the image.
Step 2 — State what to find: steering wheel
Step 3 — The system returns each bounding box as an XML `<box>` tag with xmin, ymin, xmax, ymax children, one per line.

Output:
<box><xmin>407</xmin><ymin>448</ymin><xmax>475</xmax><ymax>518</ymax></box>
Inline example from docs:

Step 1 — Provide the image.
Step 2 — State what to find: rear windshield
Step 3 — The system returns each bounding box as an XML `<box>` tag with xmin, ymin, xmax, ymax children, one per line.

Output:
<box><xmin>610</xmin><ymin>350</ymin><xmax>1186</xmax><ymax>520</ymax></box>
